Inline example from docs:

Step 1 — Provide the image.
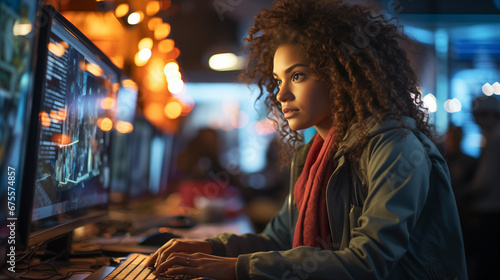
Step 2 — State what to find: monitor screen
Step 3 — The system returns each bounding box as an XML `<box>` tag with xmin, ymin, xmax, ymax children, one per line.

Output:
<box><xmin>20</xmin><ymin>5</ymin><xmax>118</xmax><ymax>247</ymax></box>
<box><xmin>109</xmin><ymin>75</ymin><xmax>138</xmax><ymax>202</ymax></box>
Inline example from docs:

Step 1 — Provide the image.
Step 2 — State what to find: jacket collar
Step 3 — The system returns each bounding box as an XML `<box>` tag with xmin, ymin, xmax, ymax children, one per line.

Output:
<box><xmin>333</xmin><ymin>116</ymin><xmax>417</xmax><ymax>159</ymax></box>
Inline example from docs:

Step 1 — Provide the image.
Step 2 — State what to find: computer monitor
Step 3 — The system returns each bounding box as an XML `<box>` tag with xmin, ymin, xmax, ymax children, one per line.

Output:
<box><xmin>109</xmin><ymin>74</ymin><xmax>138</xmax><ymax>203</ymax></box>
<box><xmin>127</xmin><ymin>117</ymin><xmax>174</xmax><ymax>201</ymax></box>
<box><xmin>18</xmin><ymin>5</ymin><xmax>119</xmax><ymax>248</ymax></box>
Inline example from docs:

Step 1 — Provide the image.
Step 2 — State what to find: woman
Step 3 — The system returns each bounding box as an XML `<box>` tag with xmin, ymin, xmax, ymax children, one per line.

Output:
<box><xmin>146</xmin><ymin>0</ymin><xmax>467</xmax><ymax>279</ymax></box>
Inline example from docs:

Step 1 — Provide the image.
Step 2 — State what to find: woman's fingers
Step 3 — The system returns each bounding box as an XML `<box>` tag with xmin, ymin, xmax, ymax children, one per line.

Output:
<box><xmin>153</xmin><ymin>252</ymin><xmax>237</xmax><ymax>280</ymax></box>
<box><xmin>144</xmin><ymin>238</ymin><xmax>178</xmax><ymax>267</ymax></box>
<box><xmin>145</xmin><ymin>239</ymin><xmax>213</xmax><ymax>268</ymax></box>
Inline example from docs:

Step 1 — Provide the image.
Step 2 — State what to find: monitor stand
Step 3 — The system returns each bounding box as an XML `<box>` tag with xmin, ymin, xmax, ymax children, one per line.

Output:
<box><xmin>39</xmin><ymin>232</ymin><xmax>73</xmax><ymax>261</ymax></box>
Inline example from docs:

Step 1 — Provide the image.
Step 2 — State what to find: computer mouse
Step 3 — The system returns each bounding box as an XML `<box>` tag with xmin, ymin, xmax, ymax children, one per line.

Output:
<box><xmin>138</xmin><ymin>231</ymin><xmax>182</xmax><ymax>246</ymax></box>
<box><xmin>163</xmin><ymin>215</ymin><xmax>197</xmax><ymax>229</ymax></box>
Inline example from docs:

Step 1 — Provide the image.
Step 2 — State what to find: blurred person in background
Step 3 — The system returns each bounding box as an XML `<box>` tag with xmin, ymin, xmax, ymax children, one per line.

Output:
<box><xmin>443</xmin><ymin>124</ymin><xmax>478</xmax><ymax>279</ymax></box>
<box><xmin>146</xmin><ymin>0</ymin><xmax>467</xmax><ymax>279</ymax></box>
<box><xmin>466</xmin><ymin>95</ymin><xmax>500</xmax><ymax>279</ymax></box>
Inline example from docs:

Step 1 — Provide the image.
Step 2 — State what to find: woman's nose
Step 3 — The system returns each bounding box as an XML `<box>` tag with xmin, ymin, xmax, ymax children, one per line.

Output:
<box><xmin>276</xmin><ymin>83</ymin><xmax>293</xmax><ymax>103</ymax></box>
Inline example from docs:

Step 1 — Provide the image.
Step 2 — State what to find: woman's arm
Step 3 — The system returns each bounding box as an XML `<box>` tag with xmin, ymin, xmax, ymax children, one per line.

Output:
<box><xmin>207</xmin><ymin>194</ymin><xmax>294</xmax><ymax>256</ymax></box>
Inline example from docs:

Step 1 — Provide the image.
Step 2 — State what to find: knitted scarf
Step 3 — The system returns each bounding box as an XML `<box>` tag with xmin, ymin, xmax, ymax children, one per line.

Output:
<box><xmin>293</xmin><ymin>128</ymin><xmax>335</xmax><ymax>250</ymax></box>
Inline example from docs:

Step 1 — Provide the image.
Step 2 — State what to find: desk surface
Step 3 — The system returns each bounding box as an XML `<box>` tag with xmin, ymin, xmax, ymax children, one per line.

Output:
<box><xmin>11</xmin><ymin>214</ymin><xmax>253</xmax><ymax>280</ymax></box>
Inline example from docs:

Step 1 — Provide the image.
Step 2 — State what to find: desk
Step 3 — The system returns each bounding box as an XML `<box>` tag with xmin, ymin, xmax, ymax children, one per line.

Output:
<box><xmin>11</xmin><ymin>215</ymin><xmax>253</xmax><ymax>280</ymax></box>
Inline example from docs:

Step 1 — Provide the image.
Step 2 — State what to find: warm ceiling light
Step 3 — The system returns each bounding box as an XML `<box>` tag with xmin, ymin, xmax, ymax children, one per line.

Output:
<box><xmin>167</xmin><ymin>78</ymin><xmax>184</xmax><ymax>95</ymax></box>
<box><xmin>148</xmin><ymin>17</ymin><xmax>162</xmax><ymax>31</ymax></box>
<box><xmin>146</xmin><ymin>1</ymin><xmax>161</xmax><ymax>16</ymax></box>
<box><xmin>158</xmin><ymin>39</ymin><xmax>175</xmax><ymax>53</ymax></box>
<box><xmin>134</xmin><ymin>52</ymin><xmax>148</xmax><ymax>67</ymax></box>
<box><xmin>127</xmin><ymin>11</ymin><xmax>144</xmax><ymax>25</ymax></box>
<box><xmin>163</xmin><ymin>61</ymin><xmax>179</xmax><ymax>75</ymax></box>
<box><xmin>138</xmin><ymin>48</ymin><xmax>152</xmax><ymax>61</ymax></box>
<box><xmin>115</xmin><ymin>3</ymin><xmax>129</xmax><ymax>18</ymax></box>
<box><xmin>165</xmin><ymin>69</ymin><xmax>181</xmax><ymax>80</ymax></box>
<box><xmin>138</xmin><ymin>37</ymin><xmax>153</xmax><ymax>50</ymax></box>
<box><xmin>208</xmin><ymin>53</ymin><xmax>244</xmax><ymax>71</ymax></box>
<box><xmin>154</xmin><ymin>23</ymin><xmax>170</xmax><ymax>40</ymax></box>
<box><xmin>164</xmin><ymin>101</ymin><xmax>182</xmax><ymax>119</ymax></box>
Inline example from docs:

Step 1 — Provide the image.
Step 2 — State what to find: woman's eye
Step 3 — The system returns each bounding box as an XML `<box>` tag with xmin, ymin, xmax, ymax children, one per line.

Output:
<box><xmin>275</xmin><ymin>79</ymin><xmax>282</xmax><ymax>86</ymax></box>
<box><xmin>292</xmin><ymin>73</ymin><xmax>304</xmax><ymax>82</ymax></box>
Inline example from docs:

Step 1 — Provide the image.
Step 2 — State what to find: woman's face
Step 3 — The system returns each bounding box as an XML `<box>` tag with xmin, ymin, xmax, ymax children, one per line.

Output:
<box><xmin>273</xmin><ymin>44</ymin><xmax>332</xmax><ymax>139</ymax></box>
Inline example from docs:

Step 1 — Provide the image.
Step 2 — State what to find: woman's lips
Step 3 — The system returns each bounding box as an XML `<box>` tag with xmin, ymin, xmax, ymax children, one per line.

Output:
<box><xmin>283</xmin><ymin>107</ymin><xmax>299</xmax><ymax>119</ymax></box>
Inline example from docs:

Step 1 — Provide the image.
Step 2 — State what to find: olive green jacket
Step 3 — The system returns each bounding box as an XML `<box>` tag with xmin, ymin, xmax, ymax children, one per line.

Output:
<box><xmin>207</xmin><ymin>117</ymin><xmax>467</xmax><ymax>279</ymax></box>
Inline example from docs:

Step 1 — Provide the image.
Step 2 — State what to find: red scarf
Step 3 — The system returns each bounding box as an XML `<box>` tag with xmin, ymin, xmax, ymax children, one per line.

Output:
<box><xmin>293</xmin><ymin>128</ymin><xmax>336</xmax><ymax>250</ymax></box>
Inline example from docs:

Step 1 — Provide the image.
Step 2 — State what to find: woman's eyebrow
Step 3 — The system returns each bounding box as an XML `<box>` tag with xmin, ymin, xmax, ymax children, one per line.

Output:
<box><xmin>273</xmin><ymin>63</ymin><xmax>309</xmax><ymax>77</ymax></box>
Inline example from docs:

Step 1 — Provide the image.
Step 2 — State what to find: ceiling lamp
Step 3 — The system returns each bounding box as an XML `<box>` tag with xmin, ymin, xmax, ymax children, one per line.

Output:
<box><xmin>208</xmin><ymin>53</ymin><xmax>245</xmax><ymax>71</ymax></box>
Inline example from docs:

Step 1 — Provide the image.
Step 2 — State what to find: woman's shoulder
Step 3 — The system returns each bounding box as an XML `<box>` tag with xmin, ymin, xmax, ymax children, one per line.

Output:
<box><xmin>362</xmin><ymin>117</ymin><xmax>438</xmax><ymax>160</ymax></box>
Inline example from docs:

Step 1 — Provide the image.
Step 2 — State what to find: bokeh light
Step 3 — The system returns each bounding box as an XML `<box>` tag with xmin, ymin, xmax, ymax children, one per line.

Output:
<box><xmin>115</xmin><ymin>3</ymin><xmax>129</xmax><ymax>18</ymax></box>
<box><xmin>164</xmin><ymin>101</ymin><xmax>182</xmax><ymax>119</ymax></box>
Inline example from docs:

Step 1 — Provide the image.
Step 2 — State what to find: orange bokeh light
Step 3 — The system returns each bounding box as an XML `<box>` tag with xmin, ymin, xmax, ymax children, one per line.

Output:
<box><xmin>163</xmin><ymin>60</ymin><xmax>179</xmax><ymax>74</ymax></box>
<box><xmin>85</xmin><ymin>63</ymin><xmax>104</xmax><ymax>77</ymax></box>
<box><xmin>164</xmin><ymin>101</ymin><xmax>182</xmax><ymax>119</ymax></box>
<box><xmin>58</xmin><ymin>108</ymin><xmax>67</xmax><ymax>120</ymax></box>
<box><xmin>144</xmin><ymin>103</ymin><xmax>165</xmax><ymax>122</ymax></box>
<box><xmin>52</xmin><ymin>133</ymin><xmax>72</xmax><ymax>145</ymax></box>
<box><xmin>154</xmin><ymin>23</ymin><xmax>171</xmax><ymax>40</ymax></box>
<box><xmin>160</xmin><ymin>0</ymin><xmax>171</xmax><ymax>10</ymax></box>
<box><xmin>48</xmin><ymin>42</ymin><xmax>65</xmax><ymax>57</ymax></box>
<box><xmin>148</xmin><ymin>17</ymin><xmax>162</xmax><ymax>31</ymax></box>
<box><xmin>146</xmin><ymin>1</ymin><xmax>161</xmax><ymax>16</ymax></box>
<box><xmin>134</xmin><ymin>52</ymin><xmax>148</xmax><ymax>67</ymax></box>
<box><xmin>116</xmin><ymin>121</ymin><xmax>134</xmax><ymax>133</ymax></box>
<box><xmin>39</xmin><ymin>111</ymin><xmax>51</xmax><ymax>127</ymax></box>
<box><xmin>115</xmin><ymin>3</ymin><xmax>129</xmax><ymax>18</ymax></box>
<box><xmin>100</xmin><ymin>97</ymin><xmax>115</xmax><ymax>110</ymax></box>
<box><xmin>50</xmin><ymin>110</ymin><xmax>64</xmax><ymax>122</ymax></box>
<box><xmin>122</xmin><ymin>79</ymin><xmax>138</xmax><ymax>91</ymax></box>
<box><xmin>138</xmin><ymin>37</ymin><xmax>153</xmax><ymax>50</ymax></box>
<box><xmin>165</xmin><ymin>47</ymin><xmax>180</xmax><ymax>59</ymax></box>
<box><xmin>99</xmin><ymin>117</ymin><xmax>113</xmax><ymax>131</ymax></box>
<box><xmin>158</xmin><ymin>39</ymin><xmax>175</xmax><ymax>53</ymax></box>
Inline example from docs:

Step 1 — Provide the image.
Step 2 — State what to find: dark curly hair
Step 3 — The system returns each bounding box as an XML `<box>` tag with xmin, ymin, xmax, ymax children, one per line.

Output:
<box><xmin>241</xmin><ymin>0</ymin><xmax>435</xmax><ymax>163</ymax></box>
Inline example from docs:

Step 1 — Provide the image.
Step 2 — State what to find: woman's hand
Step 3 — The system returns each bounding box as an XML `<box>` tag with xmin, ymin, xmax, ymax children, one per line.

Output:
<box><xmin>145</xmin><ymin>239</ymin><xmax>213</xmax><ymax>268</ymax></box>
<box><xmin>155</xmin><ymin>252</ymin><xmax>237</xmax><ymax>280</ymax></box>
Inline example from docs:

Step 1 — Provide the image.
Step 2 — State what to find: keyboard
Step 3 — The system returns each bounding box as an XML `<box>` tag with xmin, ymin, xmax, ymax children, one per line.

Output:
<box><xmin>99</xmin><ymin>253</ymin><xmax>202</xmax><ymax>280</ymax></box>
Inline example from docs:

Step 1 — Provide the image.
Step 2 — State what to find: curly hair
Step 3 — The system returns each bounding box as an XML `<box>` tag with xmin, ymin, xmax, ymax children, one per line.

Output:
<box><xmin>241</xmin><ymin>0</ymin><xmax>435</xmax><ymax>163</ymax></box>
